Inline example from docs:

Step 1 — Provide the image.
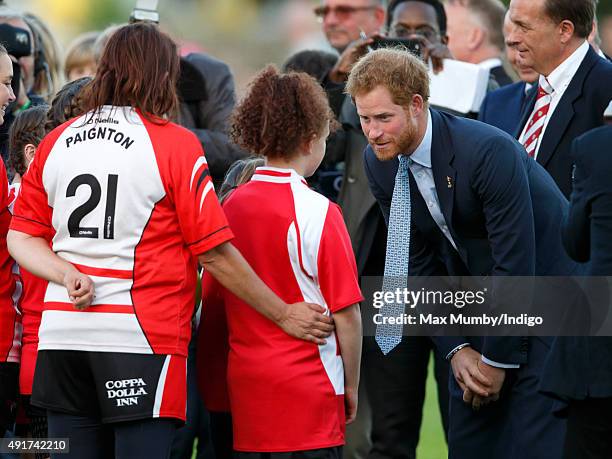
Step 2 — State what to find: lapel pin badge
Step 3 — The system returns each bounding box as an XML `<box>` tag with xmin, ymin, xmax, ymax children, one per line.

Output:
<box><xmin>446</xmin><ymin>176</ymin><xmax>453</xmax><ymax>188</ymax></box>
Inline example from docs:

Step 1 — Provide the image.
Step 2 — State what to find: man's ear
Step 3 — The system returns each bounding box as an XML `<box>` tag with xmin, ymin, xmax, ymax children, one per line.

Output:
<box><xmin>441</xmin><ymin>33</ymin><xmax>449</xmax><ymax>46</ymax></box>
<box><xmin>24</xmin><ymin>144</ymin><xmax>36</xmax><ymax>166</ymax></box>
<box><xmin>374</xmin><ymin>6</ymin><xmax>386</xmax><ymax>29</ymax></box>
<box><xmin>559</xmin><ymin>20</ymin><xmax>575</xmax><ymax>45</ymax></box>
<box><xmin>469</xmin><ymin>27</ymin><xmax>485</xmax><ymax>51</ymax></box>
<box><xmin>411</xmin><ymin>94</ymin><xmax>425</xmax><ymax>117</ymax></box>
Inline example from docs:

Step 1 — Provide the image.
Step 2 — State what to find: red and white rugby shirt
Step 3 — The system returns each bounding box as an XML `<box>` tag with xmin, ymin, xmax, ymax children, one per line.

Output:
<box><xmin>221</xmin><ymin>167</ymin><xmax>363</xmax><ymax>452</ymax></box>
<box><xmin>8</xmin><ymin>182</ymin><xmax>47</xmax><ymax>394</ymax></box>
<box><xmin>10</xmin><ymin>106</ymin><xmax>233</xmax><ymax>357</ymax></box>
<box><xmin>0</xmin><ymin>160</ymin><xmax>21</xmax><ymax>363</ymax></box>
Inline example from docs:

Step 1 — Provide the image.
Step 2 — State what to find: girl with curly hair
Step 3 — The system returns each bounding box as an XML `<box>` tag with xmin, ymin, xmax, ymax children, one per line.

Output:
<box><xmin>208</xmin><ymin>65</ymin><xmax>363</xmax><ymax>459</ymax></box>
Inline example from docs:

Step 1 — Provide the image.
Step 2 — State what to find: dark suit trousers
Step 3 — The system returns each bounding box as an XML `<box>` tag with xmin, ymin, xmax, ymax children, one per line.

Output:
<box><xmin>448</xmin><ymin>337</ymin><xmax>565</xmax><ymax>459</ymax></box>
<box><xmin>564</xmin><ymin>397</ymin><xmax>612</xmax><ymax>459</ymax></box>
<box><xmin>363</xmin><ymin>336</ymin><xmax>449</xmax><ymax>459</ymax></box>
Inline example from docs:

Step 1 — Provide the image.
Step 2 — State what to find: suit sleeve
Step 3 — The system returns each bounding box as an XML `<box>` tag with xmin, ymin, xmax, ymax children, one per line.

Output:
<box><xmin>561</xmin><ymin>136</ymin><xmax>592</xmax><ymax>263</ymax></box>
<box><xmin>470</xmin><ymin>137</ymin><xmax>536</xmax><ymax>276</ymax></box>
<box><xmin>477</xmin><ymin>93</ymin><xmax>491</xmax><ymax>123</ymax></box>
<box><xmin>570</xmin><ymin>129</ymin><xmax>612</xmax><ymax>274</ymax></box>
<box><xmin>470</xmin><ymin>136</ymin><xmax>534</xmax><ymax>365</ymax></box>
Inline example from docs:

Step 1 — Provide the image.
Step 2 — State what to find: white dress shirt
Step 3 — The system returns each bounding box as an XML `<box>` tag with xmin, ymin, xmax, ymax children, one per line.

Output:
<box><xmin>519</xmin><ymin>40</ymin><xmax>590</xmax><ymax>159</ymax></box>
<box><xmin>407</xmin><ymin>110</ymin><xmax>458</xmax><ymax>250</ymax></box>
<box><xmin>478</xmin><ymin>57</ymin><xmax>503</xmax><ymax>70</ymax></box>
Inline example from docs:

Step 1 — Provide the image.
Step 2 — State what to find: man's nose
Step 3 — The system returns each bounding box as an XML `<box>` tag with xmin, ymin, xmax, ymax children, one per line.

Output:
<box><xmin>323</xmin><ymin>10</ymin><xmax>340</xmax><ymax>26</ymax></box>
<box><xmin>367</xmin><ymin>124</ymin><xmax>383</xmax><ymax>140</ymax></box>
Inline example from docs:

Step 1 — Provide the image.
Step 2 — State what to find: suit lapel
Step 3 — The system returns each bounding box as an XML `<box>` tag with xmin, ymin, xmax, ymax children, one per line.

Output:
<box><xmin>430</xmin><ymin>111</ymin><xmax>457</xmax><ymax>239</ymax></box>
<box><xmin>517</xmin><ymin>83</ymin><xmax>530</xmax><ymax>119</ymax></box>
<box><xmin>536</xmin><ymin>48</ymin><xmax>599</xmax><ymax>168</ymax></box>
<box><xmin>514</xmin><ymin>84</ymin><xmax>537</xmax><ymax>139</ymax></box>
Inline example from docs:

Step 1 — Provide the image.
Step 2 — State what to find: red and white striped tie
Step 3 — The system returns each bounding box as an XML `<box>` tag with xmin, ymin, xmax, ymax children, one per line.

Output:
<box><xmin>522</xmin><ymin>79</ymin><xmax>553</xmax><ymax>158</ymax></box>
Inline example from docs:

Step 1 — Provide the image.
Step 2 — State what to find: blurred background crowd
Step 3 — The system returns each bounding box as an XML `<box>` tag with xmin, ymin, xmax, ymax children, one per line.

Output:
<box><xmin>15</xmin><ymin>0</ymin><xmax>612</xmax><ymax>91</ymax></box>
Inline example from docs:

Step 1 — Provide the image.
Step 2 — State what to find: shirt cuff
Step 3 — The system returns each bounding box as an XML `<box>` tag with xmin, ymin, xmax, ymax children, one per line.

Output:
<box><xmin>445</xmin><ymin>343</ymin><xmax>471</xmax><ymax>360</ymax></box>
<box><xmin>481</xmin><ymin>355</ymin><xmax>520</xmax><ymax>369</ymax></box>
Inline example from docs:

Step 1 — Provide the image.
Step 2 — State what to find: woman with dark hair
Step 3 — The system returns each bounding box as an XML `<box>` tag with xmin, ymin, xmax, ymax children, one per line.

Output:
<box><xmin>6</xmin><ymin>24</ymin><xmax>332</xmax><ymax>459</ymax></box>
<box><xmin>44</xmin><ymin>76</ymin><xmax>91</xmax><ymax>133</ymax></box>
<box><xmin>0</xmin><ymin>42</ymin><xmax>18</xmax><ymax>439</ymax></box>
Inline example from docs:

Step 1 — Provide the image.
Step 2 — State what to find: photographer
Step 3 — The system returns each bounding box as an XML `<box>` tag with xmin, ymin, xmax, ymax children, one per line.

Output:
<box><xmin>0</xmin><ymin>19</ymin><xmax>46</xmax><ymax>167</ymax></box>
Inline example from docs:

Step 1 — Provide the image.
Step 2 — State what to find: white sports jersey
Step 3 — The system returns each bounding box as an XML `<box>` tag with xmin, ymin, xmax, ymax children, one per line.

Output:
<box><xmin>11</xmin><ymin>106</ymin><xmax>233</xmax><ymax>356</ymax></box>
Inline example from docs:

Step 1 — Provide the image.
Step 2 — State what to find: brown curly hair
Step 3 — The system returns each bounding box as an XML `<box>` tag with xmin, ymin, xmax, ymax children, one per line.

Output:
<box><xmin>8</xmin><ymin>105</ymin><xmax>49</xmax><ymax>177</ymax></box>
<box><xmin>230</xmin><ymin>65</ymin><xmax>336</xmax><ymax>159</ymax></box>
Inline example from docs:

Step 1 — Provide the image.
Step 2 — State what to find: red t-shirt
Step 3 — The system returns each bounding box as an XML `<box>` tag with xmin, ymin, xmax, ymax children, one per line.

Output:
<box><xmin>0</xmin><ymin>161</ymin><xmax>21</xmax><ymax>363</ymax></box>
<box><xmin>219</xmin><ymin>167</ymin><xmax>363</xmax><ymax>452</ymax></box>
<box><xmin>10</xmin><ymin>106</ymin><xmax>233</xmax><ymax>357</ymax></box>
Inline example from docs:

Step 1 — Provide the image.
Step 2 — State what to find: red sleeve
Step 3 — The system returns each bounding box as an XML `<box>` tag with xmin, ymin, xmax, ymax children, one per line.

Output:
<box><xmin>317</xmin><ymin>203</ymin><xmax>363</xmax><ymax>312</ymax></box>
<box><xmin>0</xmin><ymin>160</ymin><xmax>7</xmax><ymax>213</ymax></box>
<box><xmin>0</xmin><ymin>160</ymin><xmax>13</xmax><ymax>296</ymax></box>
<box><xmin>9</xmin><ymin>135</ymin><xmax>54</xmax><ymax>240</ymax></box>
<box><xmin>148</xmin><ymin>123</ymin><xmax>233</xmax><ymax>256</ymax></box>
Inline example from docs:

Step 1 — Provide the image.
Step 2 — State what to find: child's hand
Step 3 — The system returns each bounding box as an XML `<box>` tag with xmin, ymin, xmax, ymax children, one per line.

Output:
<box><xmin>345</xmin><ymin>386</ymin><xmax>358</xmax><ymax>424</ymax></box>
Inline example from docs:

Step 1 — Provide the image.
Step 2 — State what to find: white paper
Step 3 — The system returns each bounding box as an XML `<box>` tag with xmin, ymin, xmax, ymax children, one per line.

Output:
<box><xmin>604</xmin><ymin>99</ymin><xmax>612</xmax><ymax>118</ymax></box>
<box><xmin>429</xmin><ymin>59</ymin><xmax>490</xmax><ymax>114</ymax></box>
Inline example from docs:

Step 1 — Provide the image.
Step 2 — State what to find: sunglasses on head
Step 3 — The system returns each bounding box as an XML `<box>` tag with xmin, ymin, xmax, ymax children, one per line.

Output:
<box><xmin>313</xmin><ymin>5</ymin><xmax>377</xmax><ymax>21</ymax></box>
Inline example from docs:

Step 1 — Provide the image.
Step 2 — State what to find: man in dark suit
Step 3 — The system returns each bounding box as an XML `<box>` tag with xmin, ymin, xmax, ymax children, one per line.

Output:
<box><xmin>347</xmin><ymin>48</ymin><xmax>578</xmax><ymax>458</ymax></box>
<box><xmin>444</xmin><ymin>0</ymin><xmax>514</xmax><ymax>86</ymax></box>
<box><xmin>478</xmin><ymin>12</ymin><xmax>539</xmax><ymax>134</ymax></box>
<box><xmin>508</xmin><ymin>0</ymin><xmax>612</xmax><ymax>198</ymax></box>
<box><xmin>539</xmin><ymin>126</ymin><xmax>612</xmax><ymax>459</ymax></box>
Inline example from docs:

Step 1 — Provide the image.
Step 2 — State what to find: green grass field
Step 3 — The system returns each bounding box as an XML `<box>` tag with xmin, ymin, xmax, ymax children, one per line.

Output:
<box><xmin>416</xmin><ymin>360</ymin><xmax>448</xmax><ymax>459</ymax></box>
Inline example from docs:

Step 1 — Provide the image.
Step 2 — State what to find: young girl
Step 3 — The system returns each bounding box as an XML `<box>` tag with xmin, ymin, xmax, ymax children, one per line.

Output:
<box><xmin>7</xmin><ymin>105</ymin><xmax>49</xmax><ymax>455</ymax></box>
<box><xmin>209</xmin><ymin>66</ymin><xmax>363</xmax><ymax>459</ymax></box>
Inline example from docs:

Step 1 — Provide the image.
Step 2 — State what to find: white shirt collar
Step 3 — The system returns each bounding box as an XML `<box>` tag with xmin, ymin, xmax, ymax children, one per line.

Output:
<box><xmin>405</xmin><ymin>109</ymin><xmax>433</xmax><ymax>168</ymax></box>
<box><xmin>478</xmin><ymin>58</ymin><xmax>503</xmax><ymax>70</ymax></box>
<box><xmin>251</xmin><ymin>166</ymin><xmax>307</xmax><ymax>184</ymax></box>
<box><xmin>541</xmin><ymin>40</ymin><xmax>589</xmax><ymax>94</ymax></box>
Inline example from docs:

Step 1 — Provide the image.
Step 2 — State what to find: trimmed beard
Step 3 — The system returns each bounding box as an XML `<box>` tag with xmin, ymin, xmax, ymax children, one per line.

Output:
<box><xmin>369</xmin><ymin>118</ymin><xmax>418</xmax><ymax>162</ymax></box>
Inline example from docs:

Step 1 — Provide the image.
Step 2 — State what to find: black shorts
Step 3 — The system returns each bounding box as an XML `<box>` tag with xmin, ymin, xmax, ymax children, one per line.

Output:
<box><xmin>235</xmin><ymin>446</ymin><xmax>343</xmax><ymax>459</ymax></box>
<box><xmin>32</xmin><ymin>350</ymin><xmax>187</xmax><ymax>424</ymax></box>
<box><xmin>0</xmin><ymin>362</ymin><xmax>19</xmax><ymax>434</ymax></box>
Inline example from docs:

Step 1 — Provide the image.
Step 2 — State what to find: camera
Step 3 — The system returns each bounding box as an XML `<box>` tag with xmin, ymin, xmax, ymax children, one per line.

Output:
<box><xmin>371</xmin><ymin>37</ymin><xmax>423</xmax><ymax>59</ymax></box>
<box><xmin>0</xmin><ymin>23</ymin><xmax>33</xmax><ymax>103</ymax></box>
<box><xmin>129</xmin><ymin>0</ymin><xmax>160</xmax><ymax>24</ymax></box>
<box><xmin>0</xmin><ymin>23</ymin><xmax>32</xmax><ymax>59</ymax></box>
